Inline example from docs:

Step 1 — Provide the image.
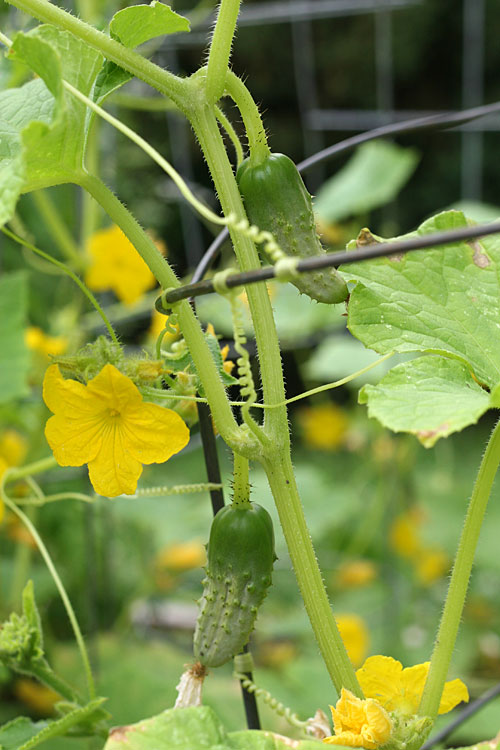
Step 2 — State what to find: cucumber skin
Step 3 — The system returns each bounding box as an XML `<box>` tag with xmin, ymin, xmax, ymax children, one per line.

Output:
<box><xmin>194</xmin><ymin>502</ymin><xmax>276</xmax><ymax>667</ymax></box>
<box><xmin>237</xmin><ymin>153</ymin><xmax>348</xmax><ymax>305</ymax></box>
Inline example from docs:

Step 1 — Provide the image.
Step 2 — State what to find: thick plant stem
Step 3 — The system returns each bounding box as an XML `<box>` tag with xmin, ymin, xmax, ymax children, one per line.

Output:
<box><xmin>189</xmin><ymin>98</ymin><xmax>359</xmax><ymax>694</ymax></box>
<box><xmin>224</xmin><ymin>71</ymin><xmax>270</xmax><ymax>163</ymax></box>
<box><xmin>189</xmin><ymin>100</ymin><xmax>288</xmax><ymax>445</ymax></box>
<box><xmin>264</xmin><ymin>452</ymin><xmax>362</xmax><ymax>697</ymax></box>
<box><xmin>206</xmin><ymin>0</ymin><xmax>241</xmax><ymax>103</ymax></box>
<box><xmin>5</xmin><ymin>0</ymin><xmax>187</xmax><ymax>106</ymax></box>
<box><xmin>419</xmin><ymin>418</ymin><xmax>500</xmax><ymax>719</ymax></box>
<box><xmin>78</xmin><ymin>172</ymin><xmax>249</xmax><ymax>454</ymax></box>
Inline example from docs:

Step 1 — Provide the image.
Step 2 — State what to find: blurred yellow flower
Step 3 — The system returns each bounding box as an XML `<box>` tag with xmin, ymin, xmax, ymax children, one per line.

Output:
<box><xmin>336</xmin><ymin>560</ymin><xmax>377</xmax><ymax>589</ymax></box>
<box><xmin>389</xmin><ymin>509</ymin><xmax>422</xmax><ymax>559</ymax></box>
<box><xmin>14</xmin><ymin>679</ymin><xmax>59</xmax><ymax>715</ymax></box>
<box><xmin>415</xmin><ymin>548</ymin><xmax>449</xmax><ymax>585</ymax></box>
<box><xmin>4</xmin><ymin>513</ymin><xmax>36</xmax><ymax>547</ymax></box>
<box><xmin>85</xmin><ymin>225</ymin><xmax>160</xmax><ymax>306</ymax></box>
<box><xmin>0</xmin><ymin>430</ymin><xmax>28</xmax><ymax>523</ymax></box>
<box><xmin>155</xmin><ymin>540</ymin><xmax>206</xmax><ymax>572</ymax></box>
<box><xmin>323</xmin><ymin>688</ymin><xmax>392</xmax><ymax>748</ymax></box>
<box><xmin>43</xmin><ymin>364</ymin><xmax>189</xmax><ymax>497</ymax></box>
<box><xmin>298</xmin><ymin>403</ymin><xmax>348</xmax><ymax>451</ymax></box>
<box><xmin>356</xmin><ymin>655</ymin><xmax>469</xmax><ymax>716</ymax></box>
<box><xmin>389</xmin><ymin>508</ymin><xmax>449</xmax><ymax>584</ymax></box>
<box><xmin>25</xmin><ymin>326</ymin><xmax>68</xmax><ymax>357</ymax></box>
<box><xmin>0</xmin><ymin>430</ymin><xmax>28</xmax><ymax>468</ymax></box>
<box><xmin>337</xmin><ymin>614</ymin><xmax>370</xmax><ymax>668</ymax></box>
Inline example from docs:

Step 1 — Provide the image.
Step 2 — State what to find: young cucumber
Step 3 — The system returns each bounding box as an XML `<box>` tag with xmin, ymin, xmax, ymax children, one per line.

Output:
<box><xmin>193</xmin><ymin>502</ymin><xmax>276</xmax><ymax>667</ymax></box>
<box><xmin>237</xmin><ymin>152</ymin><xmax>348</xmax><ymax>304</ymax></box>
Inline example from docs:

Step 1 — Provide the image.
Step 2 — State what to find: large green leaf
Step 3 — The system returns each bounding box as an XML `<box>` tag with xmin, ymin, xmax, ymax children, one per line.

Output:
<box><xmin>0</xmin><ymin>120</ymin><xmax>24</xmax><ymax>228</ymax></box>
<box><xmin>314</xmin><ymin>141</ymin><xmax>419</xmax><ymax>224</ymax></box>
<box><xmin>109</xmin><ymin>2</ymin><xmax>190</xmax><ymax>47</ymax></box>
<box><xmin>359</xmin><ymin>355</ymin><xmax>492</xmax><ymax>447</ymax></box>
<box><xmin>0</xmin><ymin>272</ymin><xmax>29</xmax><ymax>404</ymax></box>
<box><xmin>103</xmin><ymin>705</ymin><xmax>323</xmax><ymax>750</ymax></box>
<box><xmin>1</xmin><ymin>25</ymin><xmax>103</xmax><ymax>193</ymax></box>
<box><xmin>344</xmin><ymin>211</ymin><xmax>500</xmax><ymax>388</ymax></box>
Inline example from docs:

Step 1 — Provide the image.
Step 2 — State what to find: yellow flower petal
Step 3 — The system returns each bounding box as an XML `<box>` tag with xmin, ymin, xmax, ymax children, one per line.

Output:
<box><xmin>363</xmin><ymin>700</ymin><xmax>392</xmax><ymax>745</ymax></box>
<box><xmin>438</xmin><ymin>678</ymin><xmax>469</xmax><ymax>714</ymax></box>
<box><xmin>43</xmin><ymin>363</ymin><xmax>189</xmax><ymax>497</ymax></box>
<box><xmin>86</xmin><ymin>363</ymin><xmax>143</xmax><ymax>412</ymax></box>
<box><xmin>87</xmin><ymin>423</ymin><xmax>143</xmax><ymax>497</ymax></box>
<box><xmin>325</xmin><ymin>690</ymin><xmax>392</xmax><ymax>749</ymax></box>
<box><xmin>356</xmin><ymin>655</ymin><xmax>402</xmax><ymax>707</ymax></box>
<box><xmin>399</xmin><ymin>662</ymin><xmax>429</xmax><ymax>714</ymax></box>
<box><xmin>121</xmin><ymin>402</ymin><xmax>190</xmax><ymax>464</ymax></box>
<box><xmin>332</xmin><ymin>689</ymin><xmax>366</xmax><ymax>731</ymax></box>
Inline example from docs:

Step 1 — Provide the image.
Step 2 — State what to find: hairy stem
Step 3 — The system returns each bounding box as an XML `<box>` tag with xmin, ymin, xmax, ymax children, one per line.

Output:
<box><xmin>264</xmin><ymin>452</ymin><xmax>362</xmax><ymax>696</ymax></box>
<box><xmin>224</xmin><ymin>71</ymin><xmax>270</xmax><ymax>163</ymax></box>
<box><xmin>419</xmin><ymin>417</ymin><xmax>500</xmax><ymax>719</ymax></box>
<box><xmin>206</xmin><ymin>0</ymin><xmax>241</xmax><ymax>103</ymax></box>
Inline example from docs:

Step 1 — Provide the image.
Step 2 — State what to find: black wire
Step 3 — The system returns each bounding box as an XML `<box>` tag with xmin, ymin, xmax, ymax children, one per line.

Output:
<box><xmin>159</xmin><ymin>219</ymin><xmax>500</xmax><ymax>306</ymax></box>
<box><xmin>298</xmin><ymin>100</ymin><xmax>500</xmax><ymax>172</ymax></box>
<box><xmin>420</xmin><ymin>681</ymin><xmax>500</xmax><ymax>750</ymax></box>
<box><xmin>189</xmin><ymin>99</ymin><xmax>500</xmax><ymax>288</ymax></box>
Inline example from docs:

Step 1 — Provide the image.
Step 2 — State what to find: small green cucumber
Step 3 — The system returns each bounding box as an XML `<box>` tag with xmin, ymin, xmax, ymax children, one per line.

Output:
<box><xmin>236</xmin><ymin>152</ymin><xmax>348</xmax><ymax>304</ymax></box>
<box><xmin>193</xmin><ymin>502</ymin><xmax>276</xmax><ymax>667</ymax></box>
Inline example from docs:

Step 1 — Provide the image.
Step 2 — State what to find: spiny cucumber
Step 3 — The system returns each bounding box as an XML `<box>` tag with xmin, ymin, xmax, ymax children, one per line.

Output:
<box><xmin>236</xmin><ymin>152</ymin><xmax>348</xmax><ymax>304</ymax></box>
<box><xmin>193</xmin><ymin>502</ymin><xmax>276</xmax><ymax>667</ymax></box>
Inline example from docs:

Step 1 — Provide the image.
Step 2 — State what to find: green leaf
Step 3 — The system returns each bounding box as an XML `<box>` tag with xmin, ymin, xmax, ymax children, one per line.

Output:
<box><xmin>0</xmin><ymin>698</ymin><xmax>107</xmax><ymax>750</ymax></box>
<box><xmin>0</xmin><ymin>271</ymin><xmax>29</xmax><ymax>404</ymax></box>
<box><xmin>110</xmin><ymin>2</ymin><xmax>190</xmax><ymax>48</ymax></box>
<box><xmin>1</xmin><ymin>26</ymin><xmax>103</xmax><ymax>191</ymax></box>
<box><xmin>314</xmin><ymin>141</ymin><xmax>419</xmax><ymax>224</ymax></box>
<box><xmin>102</xmin><ymin>705</ymin><xmax>322</xmax><ymax>749</ymax></box>
<box><xmin>359</xmin><ymin>355</ymin><xmax>492</xmax><ymax>447</ymax></box>
<box><xmin>0</xmin><ymin>717</ymin><xmax>48</xmax><ymax>750</ymax></box>
<box><xmin>93</xmin><ymin>62</ymin><xmax>133</xmax><ymax>106</ymax></box>
<box><xmin>21</xmin><ymin>582</ymin><xmax>43</xmax><ymax>651</ymax></box>
<box><xmin>345</xmin><ymin>210</ymin><xmax>500</xmax><ymax>388</ymax></box>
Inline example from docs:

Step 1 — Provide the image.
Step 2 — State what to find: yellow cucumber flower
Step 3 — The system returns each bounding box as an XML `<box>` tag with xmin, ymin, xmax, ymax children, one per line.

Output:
<box><xmin>323</xmin><ymin>688</ymin><xmax>392</xmax><ymax>748</ymax></box>
<box><xmin>356</xmin><ymin>656</ymin><xmax>469</xmax><ymax>716</ymax></box>
<box><xmin>43</xmin><ymin>364</ymin><xmax>189</xmax><ymax>497</ymax></box>
<box><xmin>85</xmin><ymin>225</ymin><xmax>160</xmax><ymax>306</ymax></box>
